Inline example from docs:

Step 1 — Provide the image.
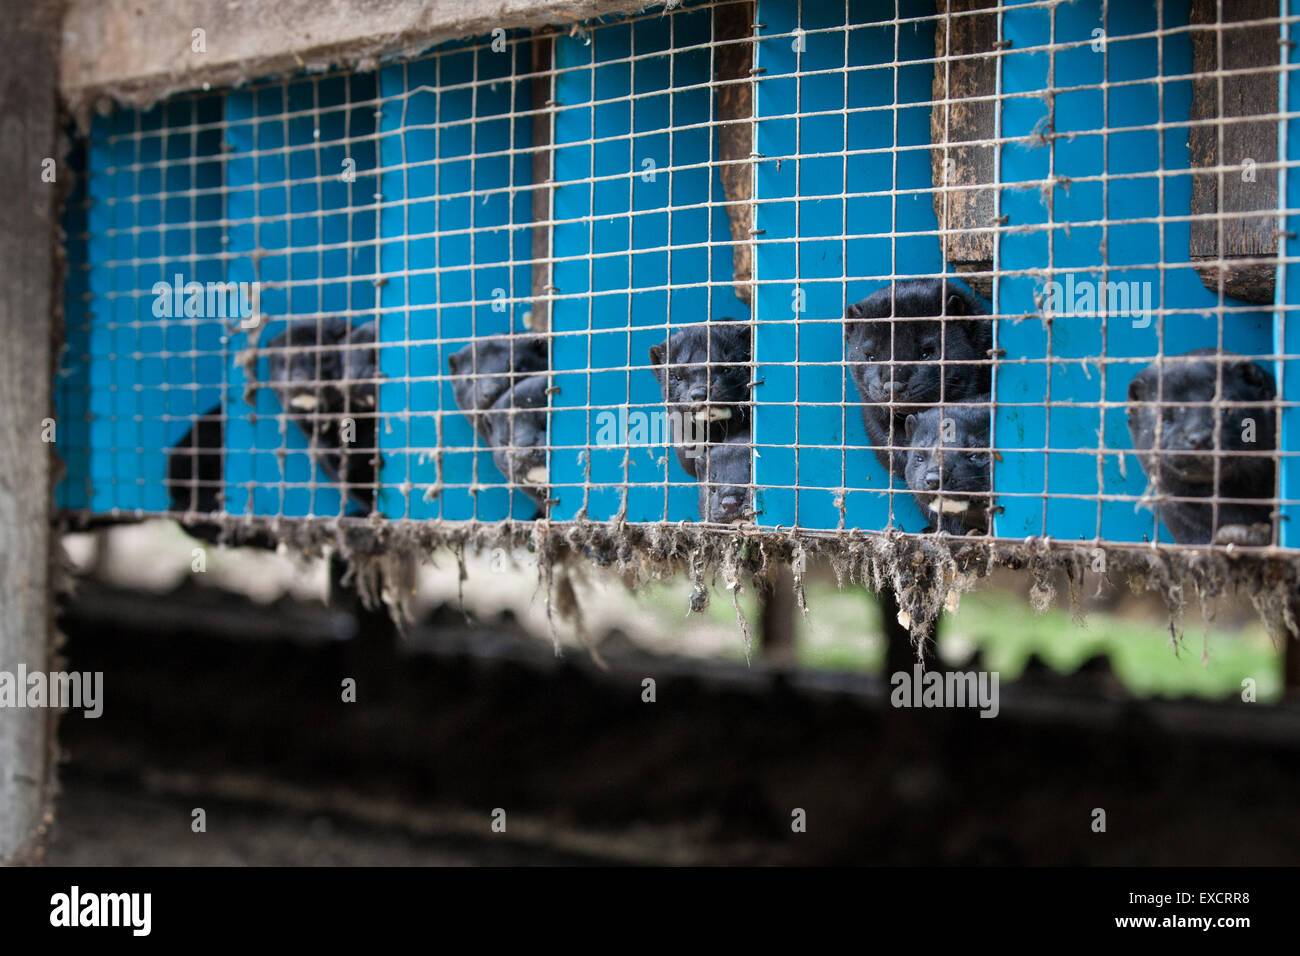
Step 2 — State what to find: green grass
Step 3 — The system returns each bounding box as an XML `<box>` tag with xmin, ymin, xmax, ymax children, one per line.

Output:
<box><xmin>641</xmin><ymin>577</ymin><xmax>1282</xmax><ymax>703</ymax></box>
<box><xmin>946</xmin><ymin>591</ymin><xmax>1281</xmax><ymax>702</ymax></box>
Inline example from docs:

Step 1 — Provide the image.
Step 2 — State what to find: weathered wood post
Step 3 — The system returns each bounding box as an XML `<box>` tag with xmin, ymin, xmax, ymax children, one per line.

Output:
<box><xmin>0</xmin><ymin>0</ymin><xmax>62</xmax><ymax>864</ymax></box>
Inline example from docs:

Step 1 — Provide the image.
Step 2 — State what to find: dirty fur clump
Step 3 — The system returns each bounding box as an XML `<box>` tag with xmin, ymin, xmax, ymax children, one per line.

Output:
<box><xmin>84</xmin><ymin>506</ymin><xmax>1300</xmax><ymax>656</ymax></box>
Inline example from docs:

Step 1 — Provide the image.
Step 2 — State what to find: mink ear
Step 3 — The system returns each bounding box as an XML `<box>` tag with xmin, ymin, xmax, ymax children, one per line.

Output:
<box><xmin>945</xmin><ymin>293</ymin><xmax>969</xmax><ymax>318</ymax></box>
<box><xmin>905</xmin><ymin>414</ymin><xmax>918</xmax><ymax>442</ymax></box>
<box><xmin>650</xmin><ymin>343</ymin><xmax>670</xmax><ymax>390</ymax></box>
<box><xmin>1240</xmin><ymin>361</ymin><xmax>1277</xmax><ymax>398</ymax></box>
<box><xmin>327</xmin><ymin>317</ymin><xmax>352</xmax><ymax>345</ymax></box>
<box><xmin>846</xmin><ymin>301</ymin><xmax>864</xmax><ymax>320</ymax></box>
<box><xmin>447</xmin><ymin>350</ymin><xmax>465</xmax><ymax>375</ymax></box>
<box><xmin>649</xmin><ymin>341</ymin><xmax>668</xmax><ymax>385</ymax></box>
<box><xmin>1127</xmin><ymin>374</ymin><xmax>1147</xmax><ymax>403</ymax></box>
<box><xmin>348</xmin><ymin>321</ymin><xmax>377</xmax><ymax>346</ymax></box>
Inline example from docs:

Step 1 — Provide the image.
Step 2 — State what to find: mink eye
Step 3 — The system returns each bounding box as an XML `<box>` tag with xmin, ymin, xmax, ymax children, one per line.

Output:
<box><xmin>914</xmin><ymin>451</ymin><xmax>925</xmax><ymax>461</ymax></box>
<box><xmin>967</xmin><ymin>452</ymin><xmax>981</xmax><ymax>462</ymax></box>
<box><xmin>866</xmin><ymin>352</ymin><xmax>877</xmax><ymax>362</ymax></box>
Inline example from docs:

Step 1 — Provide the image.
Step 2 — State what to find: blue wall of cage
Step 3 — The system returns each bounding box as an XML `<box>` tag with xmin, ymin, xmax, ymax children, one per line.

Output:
<box><xmin>376</xmin><ymin>35</ymin><xmax>537</xmax><ymax>522</ymax></box>
<box><xmin>1282</xmin><ymin>6</ymin><xmax>1300</xmax><ymax>549</ymax></box>
<box><xmin>223</xmin><ymin>73</ymin><xmax>379</xmax><ymax>519</ymax></box>
<box><xmin>59</xmin><ymin>96</ymin><xmax>227</xmax><ymax>515</ymax></box>
<box><xmin>548</xmin><ymin>1</ymin><xmax>751</xmax><ymax>523</ymax></box>
<box><xmin>995</xmin><ymin>0</ymin><xmax>1274</xmax><ymax>545</ymax></box>
<box><xmin>752</xmin><ymin>0</ymin><xmax>944</xmax><ymax>533</ymax></box>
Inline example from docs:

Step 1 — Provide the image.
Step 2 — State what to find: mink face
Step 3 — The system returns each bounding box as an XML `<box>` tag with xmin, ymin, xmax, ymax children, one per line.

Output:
<box><xmin>649</xmin><ymin>319</ymin><xmax>752</xmax><ymax>478</ymax></box>
<box><xmin>266</xmin><ymin>317</ymin><xmax>378</xmax><ymax>416</ymax></box>
<box><xmin>264</xmin><ymin>317</ymin><xmax>379</xmax><ymax>510</ymax></box>
<box><xmin>448</xmin><ymin>336</ymin><xmax>549</xmax><ymax>438</ymax></box>
<box><xmin>482</xmin><ymin>373</ymin><xmax>550</xmax><ymax>513</ymax></box>
<box><xmin>1126</xmin><ymin>348</ymin><xmax>1276</xmax><ymax>545</ymax></box>
<box><xmin>903</xmin><ymin>400</ymin><xmax>992</xmax><ymax>535</ymax></box>
<box><xmin>696</xmin><ymin>433</ymin><xmax>753</xmax><ymax>525</ymax></box>
<box><xmin>845</xmin><ymin>279</ymin><xmax>991</xmax><ymax>477</ymax></box>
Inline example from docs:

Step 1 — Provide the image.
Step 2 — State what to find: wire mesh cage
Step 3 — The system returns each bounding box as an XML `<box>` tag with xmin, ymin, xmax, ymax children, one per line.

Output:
<box><xmin>56</xmin><ymin>0</ymin><xmax>1300</xmax><ymax>555</ymax></box>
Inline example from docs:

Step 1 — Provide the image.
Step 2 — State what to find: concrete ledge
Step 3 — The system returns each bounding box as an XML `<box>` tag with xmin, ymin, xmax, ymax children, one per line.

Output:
<box><xmin>0</xmin><ymin>0</ymin><xmax>60</xmax><ymax>865</ymax></box>
<box><xmin>61</xmin><ymin>0</ymin><xmax>662</xmax><ymax>116</ymax></box>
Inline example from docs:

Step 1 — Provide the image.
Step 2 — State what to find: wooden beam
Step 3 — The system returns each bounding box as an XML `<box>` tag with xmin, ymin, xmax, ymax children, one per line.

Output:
<box><xmin>1285</xmin><ymin>597</ymin><xmax>1300</xmax><ymax>700</ymax></box>
<box><xmin>758</xmin><ymin>562</ymin><xmax>795</xmax><ymax>662</ymax></box>
<box><xmin>530</xmin><ymin>34</ymin><xmax>555</xmax><ymax>334</ymax></box>
<box><xmin>0</xmin><ymin>0</ymin><xmax>61</xmax><ymax>864</ymax></box>
<box><xmin>880</xmin><ymin>586</ymin><xmax>935</xmax><ymax>678</ymax></box>
<box><xmin>60</xmin><ymin>0</ymin><xmax>659</xmax><ymax>114</ymax></box>
<box><xmin>714</xmin><ymin>0</ymin><xmax>755</xmax><ymax>305</ymax></box>
<box><xmin>931</xmin><ymin>0</ymin><xmax>998</xmax><ymax>301</ymax></box>
<box><xmin>1188</xmin><ymin>0</ymin><xmax>1280</xmax><ymax>304</ymax></box>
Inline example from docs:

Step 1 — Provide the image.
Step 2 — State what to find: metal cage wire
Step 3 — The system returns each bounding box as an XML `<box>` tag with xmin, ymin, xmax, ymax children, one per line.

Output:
<box><xmin>55</xmin><ymin>0</ymin><xmax>1300</xmax><ymax>554</ymax></box>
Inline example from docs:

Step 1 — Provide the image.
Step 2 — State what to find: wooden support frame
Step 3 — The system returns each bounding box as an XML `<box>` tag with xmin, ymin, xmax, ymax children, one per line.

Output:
<box><xmin>1189</xmin><ymin>0</ymin><xmax>1281</xmax><ymax>304</ymax></box>
<box><xmin>930</xmin><ymin>0</ymin><xmax>998</xmax><ymax>301</ymax></box>
<box><xmin>0</xmin><ymin>0</ymin><xmax>61</xmax><ymax>864</ymax></box>
<box><xmin>530</xmin><ymin>34</ymin><xmax>557</xmax><ymax>335</ymax></box>
<box><xmin>714</xmin><ymin>0</ymin><xmax>756</xmax><ymax>305</ymax></box>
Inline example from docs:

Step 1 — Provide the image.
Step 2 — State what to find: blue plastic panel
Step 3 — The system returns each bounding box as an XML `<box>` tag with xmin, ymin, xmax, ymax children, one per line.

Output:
<box><xmin>375</xmin><ymin>36</ymin><xmax>535</xmax><ymax>521</ymax></box>
<box><xmin>549</xmin><ymin>2</ymin><xmax>750</xmax><ymax>522</ymax></box>
<box><xmin>1283</xmin><ymin>7</ymin><xmax>1300</xmax><ymax>549</ymax></box>
<box><xmin>996</xmin><ymin>0</ymin><xmax>1274</xmax><ymax>544</ymax></box>
<box><xmin>223</xmin><ymin>74</ymin><xmax>379</xmax><ymax>519</ymax></box>
<box><xmin>752</xmin><ymin>0</ymin><xmax>943</xmax><ymax>532</ymax></box>
<box><xmin>57</xmin><ymin>95</ymin><xmax>226</xmax><ymax>514</ymax></box>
